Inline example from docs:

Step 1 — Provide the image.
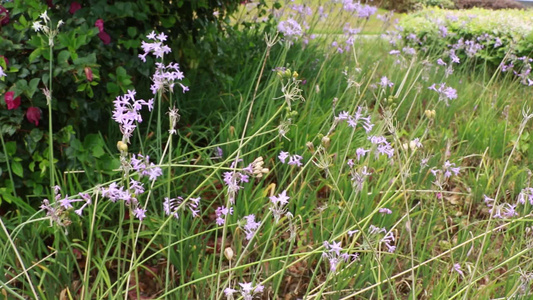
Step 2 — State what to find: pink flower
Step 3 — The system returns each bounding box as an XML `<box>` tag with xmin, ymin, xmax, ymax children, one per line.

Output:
<box><xmin>69</xmin><ymin>2</ymin><xmax>81</xmax><ymax>14</ymax></box>
<box><xmin>0</xmin><ymin>6</ymin><xmax>9</xmax><ymax>26</ymax></box>
<box><xmin>84</xmin><ymin>67</ymin><xmax>93</xmax><ymax>81</ymax></box>
<box><xmin>4</xmin><ymin>91</ymin><xmax>20</xmax><ymax>110</ymax></box>
<box><xmin>98</xmin><ymin>31</ymin><xmax>111</xmax><ymax>45</ymax></box>
<box><xmin>1</xmin><ymin>55</ymin><xmax>8</xmax><ymax>66</ymax></box>
<box><xmin>95</xmin><ymin>19</ymin><xmax>104</xmax><ymax>32</ymax></box>
<box><xmin>26</xmin><ymin>107</ymin><xmax>41</xmax><ymax>126</ymax></box>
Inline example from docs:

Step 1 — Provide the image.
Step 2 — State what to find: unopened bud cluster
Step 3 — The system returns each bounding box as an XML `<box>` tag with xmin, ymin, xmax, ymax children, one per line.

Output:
<box><xmin>251</xmin><ymin>157</ymin><xmax>269</xmax><ymax>178</ymax></box>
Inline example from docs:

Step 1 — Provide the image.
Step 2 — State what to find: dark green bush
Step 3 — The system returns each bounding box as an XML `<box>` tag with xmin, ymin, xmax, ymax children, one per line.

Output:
<box><xmin>0</xmin><ymin>0</ymin><xmax>274</xmax><ymax>209</ymax></box>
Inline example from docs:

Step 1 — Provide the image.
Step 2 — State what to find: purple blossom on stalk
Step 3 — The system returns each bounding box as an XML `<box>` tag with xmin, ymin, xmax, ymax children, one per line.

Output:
<box><xmin>133</xmin><ymin>207</ymin><xmax>147</xmax><ymax>221</ymax></box>
<box><xmin>356</xmin><ymin>147</ymin><xmax>370</xmax><ymax>161</ymax></box>
<box><xmin>380</xmin><ymin>76</ymin><xmax>394</xmax><ymax>88</ymax></box>
<box><xmin>112</xmin><ymin>90</ymin><xmax>154</xmax><ymax>142</ymax></box>
<box><xmin>278</xmin><ymin>151</ymin><xmax>289</xmax><ymax>163</ymax></box>
<box><xmin>322</xmin><ymin>240</ymin><xmax>358</xmax><ymax>272</ymax></box>
<box><xmin>164</xmin><ymin>196</ymin><xmax>202</xmax><ymax>219</ymax></box>
<box><xmin>242</xmin><ymin>214</ymin><xmax>261</xmax><ymax>240</ymax></box>
<box><xmin>138</xmin><ymin>31</ymin><xmax>171</xmax><ymax>62</ymax></box>
<box><xmin>150</xmin><ymin>62</ymin><xmax>188</xmax><ymax>94</ymax></box>
<box><xmin>277</xmin><ymin>18</ymin><xmax>303</xmax><ymax>41</ymax></box>
<box><xmin>269</xmin><ymin>190</ymin><xmax>290</xmax><ymax>223</ymax></box>
<box><xmin>288</xmin><ymin>154</ymin><xmax>303</xmax><ymax>166</ymax></box>
<box><xmin>428</xmin><ymin>83</ymin><xmax>457</xmax><ymax>105</ymax></box>
<box><xmin>339</xmin><ymin>107</ymin><xmax>374</xmax><ymax>133</ymax></box>
<box><xmin>439</xmin><ymin>25</ymin><xmax>448</xmax><ymax>38</ymax></box>
<box><xmin>215</xmin><ymin>205</ymin><xmax>233</xmax><ymax>226</ymax></box>
<box><xmin>368</xmin><ymin>135</ymin><xmax>394</xmax><ymax>159</ymax></box>
<box><xmin>517</xmin><ymin>187</ymin><xmax>533</xmax><ymax>205</ymax></box>
<box><xmin>379</xmin><ymin>208</ymin><xmax>392</xmax><ymax>215</ymax></box>
<box><xmin>224</xmin><ymin>282</ymin><xmax>264</xmax><ymax>300</ymax></box>
<box><xmin>351</xmin><ymin>166</ymin><xmax>371</xmax><ymax>191</ymax></box>
<box><xmin>453</xmin><ymin>263</ymin><xmax>464</xmax><ymax>276</ymax></box>
<box><xmin>402</xmin><ymin>47</ymin><xmax>416</xmax><ymax>56</ymax></box>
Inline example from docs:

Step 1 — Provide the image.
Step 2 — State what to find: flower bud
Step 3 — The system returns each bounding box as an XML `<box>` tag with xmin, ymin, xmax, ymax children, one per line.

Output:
<box><xmin>425</xmin><ymin>109</ymin><xmax>436</xmax><ymax>119</ymax></box>
<box><xmin>224</xmin><ymin>247</ymin><xmax>234</xmax><ymax>261</ymax></box>
<box><xmin>321</xmin><ymin>136</ymin><xmax>330</xmax><ymax>149</ymax></box>
<box><xmin>117</xmin><ymin>141</ymin><xmax>128</xmax><ymax>153</ymax></box>
<box><xmin>84</xmin><ymin>67</ymin><xmax>93</xmax><ymax>82</ymax></box>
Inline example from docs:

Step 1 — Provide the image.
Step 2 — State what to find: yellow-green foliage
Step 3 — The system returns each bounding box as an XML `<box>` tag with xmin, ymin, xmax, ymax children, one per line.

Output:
<box><xmin>399</xmin><ymin>7</ymin><xmax>533</xmax><ymax>63</ymax></box>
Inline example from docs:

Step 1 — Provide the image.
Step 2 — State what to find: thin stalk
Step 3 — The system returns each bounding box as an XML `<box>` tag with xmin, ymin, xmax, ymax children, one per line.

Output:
<box><xmin>48</xmin><ymin>44</ymin><xmax>55</xmax><ymax>190</ymax></box>
<box><xmin>0</xmin><ymin>134</ymin><xmax>17</xmax><ymax>197</ymax></box>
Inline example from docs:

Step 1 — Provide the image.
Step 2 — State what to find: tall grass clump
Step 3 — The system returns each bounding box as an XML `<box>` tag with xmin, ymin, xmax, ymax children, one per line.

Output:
<box><xmin>1</xmin><ymin>1</ymin><xmax>533</xmax><ymax>299</ymax></box>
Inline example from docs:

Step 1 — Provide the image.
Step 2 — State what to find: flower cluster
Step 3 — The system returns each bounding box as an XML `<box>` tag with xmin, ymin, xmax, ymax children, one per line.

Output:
<box><xmin>278</xmin><ymin>151</ymin><xmax>303</xmax><ymax>167</ymax></box>
<box><xmin>368</xmin><ymin>225</ymin><xmax>396</xmax><ymax>253</ymax></box>
<box><xmin>164</xmin><ymin>196</ymin><xmax>201</xmax><ymax>219</ymax></box>
<box><xmin>40</xmin><ymin>186</ymin><xmax>92</xmax><ymax>228</ymax></box>
<box><xmin>336</xmin><ymin>107</ymin><xmax>374</xmax><ymax>133</ymax></box>
<box><xmin>112</xmin><ymin>90</ymin><xmax>154</xmax><ymax>142</ymax></box>
<box><xmin>483</xmin><ymin>195</ymin><xmax>518</xmax><ymax>219</ymax></box>
<box><xmin>241</xmin><ymin>214</ymin><xmax>261</xmax><ymax>240</ymax></box>
<box><xmin>368</xmin><ymin>135</ymin><xmax>394</xmax><ymax>159</ymax></box>
<box><xmin>224</xmin><ymin>282</ymin><xmax>264</xmax><ymax>300</ymax></box>
<box><xmin>215</xmin><ymin>205</ymin><xmax>234</xmax><ymax>226</ymax></box>
<box><xmin>277</xmin><ymin>18</ymin><xmax>303</xmax><ymax>41</ymax></box>
<box><xmin>32</xmin><ymin>11</ymin><xmax>64</xmax><ymax>46</ymax></box>
<box><xmin>518</xmin><ymin>187</ymin><xmax>533</xmax><ymax>205</ymax></box>
<box><xmin>269</xmin><ymin>190</ymin><xmax>291</xmax><ymax>223</ymax></box>
<box><xmin>150</xmin><ymin>62</ymin><xmax>188</xmax><ymax>95</ymax></box>
<box><xmin>428</xmin><ymin>83</ymin><xmax>457</xmax><ymax>106</ymax></box>
<box><xmin>322</xmin><ymin>240</ymin><xmax>359</xmax><ymax>272</ymax></box>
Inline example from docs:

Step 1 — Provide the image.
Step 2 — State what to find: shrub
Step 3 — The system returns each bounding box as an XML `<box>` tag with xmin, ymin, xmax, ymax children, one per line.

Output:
<box><xmin>0</xmin><ymin>0</ymin><xmax>263</xmax><ymax>208</ymax></box>
<box><xmin>397</xmin><ymin>7</ymin><xmax>533</xmax><ymax>81</ymax></box>
<box><xmin>455</xmin><ymin>0</ymin><xmax>524</xmax><ymax>10</ymax></box>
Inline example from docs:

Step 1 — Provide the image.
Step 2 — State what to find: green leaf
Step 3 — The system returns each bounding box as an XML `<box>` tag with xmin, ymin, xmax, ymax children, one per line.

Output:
<box><xmin>127</xmin><ymin>27</ymin><xmax>137</xmax><ymax>38</ymax></box>
<box><xmin>107</xmin><ymin>82</ymin><xmax>119</xmax><ymax>94</ymax></box>
<box><xmin>58</xmin><ymin>50</ymin><xmax>70</xmax><ymax>67</ymax></box>
<box><xmin>11</xmin><ymin>161</ymin><xmax>23</xmax><ymax>177</ymax></box>
<box><xmin>92</xmin><ymin>145</ymin><xmax>105</xmax><ymax>158</ymax></box>
<box><xmin>5</xmin><ymin>141</ymin><xmax>16</xmax><ymax>156</ymax></box>
<box><xmin>29</xmin><ymin>48</ymin><xmax>42</xmax><ymax>63</ymax></box>
<box><xmin>28</xmin><ymin>78</ymin><xmax>40</xmax><ymax>98</ymax></box>
<box><xmin>30</xmin><ymin>128</ymin><xmax>43</xmax><ymax>142</ymax></box>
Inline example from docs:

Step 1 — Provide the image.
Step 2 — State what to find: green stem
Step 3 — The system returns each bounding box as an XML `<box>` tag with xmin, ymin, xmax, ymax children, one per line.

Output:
<box><xmin>48</xmin><ymin>44</ymin><xmax>55</xmax><ymax>190</ymax></box>
<box><xmin>0</xmin><ymin>134</ymin><xmax>17</xmax><ymax>197</ymax></box>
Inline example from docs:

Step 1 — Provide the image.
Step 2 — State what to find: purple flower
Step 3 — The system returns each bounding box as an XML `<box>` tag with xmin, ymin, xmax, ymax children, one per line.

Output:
<box><xmin>453</xmin><ymin>263</ymin><xmax>464</xmax><ymax>276</ymax></box>
<box><xmin>356</xmin><ymin>148</ymin><xmax>370</xmax><ymax>161</ymax></box>
<box><xmin>288</xmin><ymin>154</ymin><xmax>303</xmax><ymax>167</ymax></box>
<box><xmin>380</xmin><ymin>76</ymin><xmax>394</xmax><ymax>88</ymax></box>
<box><xmin>112</xmin><ymin>90</ymin><xmax>153</xmax><ymax>141</ymax></box>
<box><xmin>277</xmin><ymin>18</ymin><xmax>303</xmax><ymax>40</ymax></box>
<box><xmin>133</xmin><ymin>207</ymin><xmax>147</xmax><ymax>221</ymax></box>
<box><xmin>428</xmin><ymin>83</ymin><xmax>457</xmax><ymax>105</ymax></box>
<box><xmin>242</xmin><ymin>214</ymin><xmax>261</xmax><ymax>240</ymax></box>
<box><xmin>278</xmin><ymin>151</ymin><xmax>289</xmax><ymax>163</ymax></box>
<box><xmin>215</xmin><ymin>205</ymin><xmax>233</xmax><ymax>225</ymax></box>
<box><xmin>379</xmin><ymin>208</ymin><xmax>392</xmax><ymax>215</ymax></box>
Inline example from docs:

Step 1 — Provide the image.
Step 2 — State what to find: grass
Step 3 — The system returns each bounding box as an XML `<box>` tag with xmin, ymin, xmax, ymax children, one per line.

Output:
<box><xmin>2</xmin><ymin>1</ymin><xmax>533</xmax><ymax>299</ymax></box>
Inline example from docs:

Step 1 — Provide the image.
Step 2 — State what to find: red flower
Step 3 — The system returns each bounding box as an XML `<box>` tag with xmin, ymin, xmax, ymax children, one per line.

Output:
<box><xmin>26</xmin><ymin>107</ymin><xmax>41</xmax><ymax>126</ymax></box>
<box><xmin>95</xmin><ymin>19</ymin><xmax>104</xmax><ymax>33</ymax></box>
<box><xmin>84</xmin><ymin>66</ymin><xmax>93</xmax><ymax>81</ymax></box>
<box><xmin>4</xmin><ymin>91</ymin><xmax>20</xmax><ymax>110</ymax></box>
<box><xmin>46</xmin><ymin>0</ymin><xmax>53</xmax><ymax>8</ymax></box>
<box><xmin>0</xmin><ymin>6</ymin><xmax>9</xmax><ymax>26</ymax></box>
<box><xmin>98</xmin><ymin>31</ymin><xmax>111</xmax><ymax>45</ymax></box>
<box><xmin>69</xmin><ymin>2</ymin><xmax>81</xmax><ymax>14</ymax></box>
